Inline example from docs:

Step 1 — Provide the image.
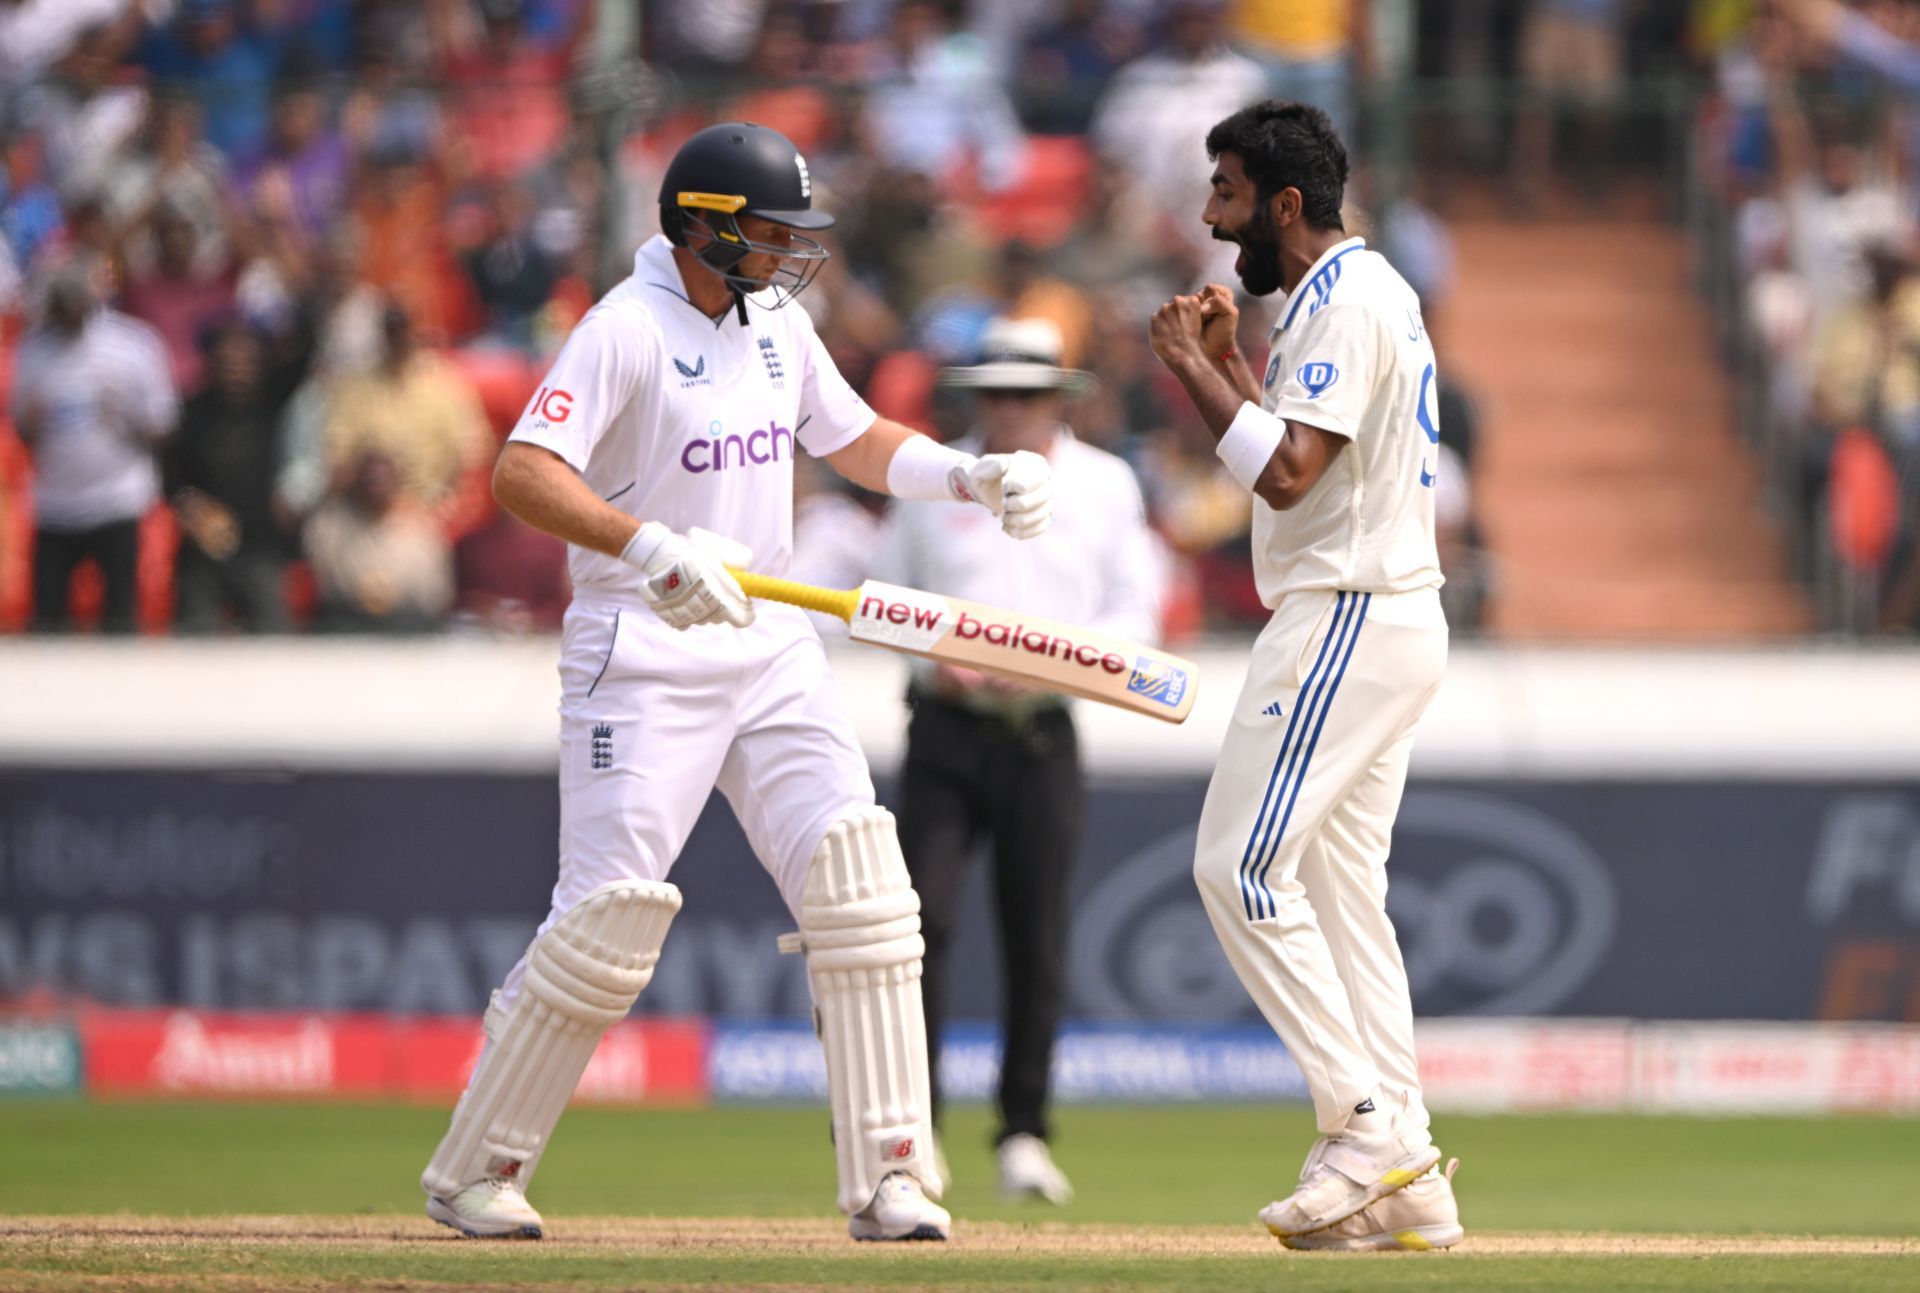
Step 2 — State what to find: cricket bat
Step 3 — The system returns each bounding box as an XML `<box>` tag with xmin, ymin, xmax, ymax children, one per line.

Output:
<box><xmin>730</xmin><ymin>571</ymin><xmax>1198</xmax><ymax>724</ymax></box>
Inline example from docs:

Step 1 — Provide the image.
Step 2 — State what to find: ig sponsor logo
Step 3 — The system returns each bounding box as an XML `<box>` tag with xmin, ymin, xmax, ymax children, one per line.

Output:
<box><xmin>525</xmin><ymin>386</ymin><xmax>573</xmax><ymax>429</ymax></box>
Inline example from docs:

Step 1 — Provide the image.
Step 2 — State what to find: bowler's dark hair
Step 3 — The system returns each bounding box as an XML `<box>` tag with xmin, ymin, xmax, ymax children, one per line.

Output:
<box><xmin>1205</xmin><ymin>100</ymin><xmax>1348</xmax><ymax>231</ymax></box>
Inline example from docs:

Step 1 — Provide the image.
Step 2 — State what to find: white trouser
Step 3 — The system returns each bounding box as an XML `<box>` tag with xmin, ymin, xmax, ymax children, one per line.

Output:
<box><xmin>497</xmin><ymin>596</ymin><xmax>875</xmax><ymax>1012</ymax></box>
<box><xmin>1193</xmin><ymin>586</ymin><xmax>1447</xmax><ymax>1137</ymax></box>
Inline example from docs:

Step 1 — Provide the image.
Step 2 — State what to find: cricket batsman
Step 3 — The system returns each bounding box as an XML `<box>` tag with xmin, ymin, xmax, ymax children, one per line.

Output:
<box><xmin>1149</xmin><ymin>100</ymin><xmax>1462</xmax><ymax>1251</ymax></box>
<box><xmin>419</xmin><ymin>122</ymin><xmax>1052</xmax><ymax>1243</ymax></box>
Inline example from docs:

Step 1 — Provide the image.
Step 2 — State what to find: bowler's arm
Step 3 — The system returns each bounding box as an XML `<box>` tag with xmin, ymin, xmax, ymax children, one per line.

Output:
<box><xmin>1158</xmin><ymin>352</ymin><xmax>1345</xmax><ymax>511</ymax></box>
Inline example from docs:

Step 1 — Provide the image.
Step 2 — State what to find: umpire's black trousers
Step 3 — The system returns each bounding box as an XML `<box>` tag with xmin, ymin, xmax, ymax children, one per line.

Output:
<box><xmin>897</xmin><ymin>691</ymin><xmax>1082</xmax><ymax>1145</ymax></box>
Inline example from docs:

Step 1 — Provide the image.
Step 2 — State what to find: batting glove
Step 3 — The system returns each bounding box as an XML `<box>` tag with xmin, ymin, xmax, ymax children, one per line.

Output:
<box><xmin>621</xmin><ymin>523</ymin><xmax>755</xmax><ymax>630</ymax></box>
<box><xmin>958</xmin><ymin>450</ymin><xmax>1052</xmax><ymax>540</ymax></box>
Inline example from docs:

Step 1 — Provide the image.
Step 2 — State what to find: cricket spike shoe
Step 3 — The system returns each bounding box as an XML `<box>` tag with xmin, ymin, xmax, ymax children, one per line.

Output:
<box><xmin>1280</xmin><ymin>1158</ymin><xmax>1463</xmax><ymax>1252</ymax></box>
<box><xmin>427</xmin><ymin>1178</ymin><xmax>544</xmax><ymax>1239</ymax></box>
<box><xmin>849</xmin><ymin>1170</ymin><xmax>951</xmax><ymax>1241</ymax></box>
<box><xmin>1258</xmin><ymin>1125</ymin><xmax>1440</xmax><ymax>1239</ymax></box>
<box><xmin>997</xmin><ymin>1133</ymin><xmax>1074</xmax><ymax>1205</ymax></box>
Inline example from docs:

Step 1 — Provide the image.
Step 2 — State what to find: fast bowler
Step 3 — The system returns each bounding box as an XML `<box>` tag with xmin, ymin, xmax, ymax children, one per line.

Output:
<box><xmin>1150</xmin><ymin>100</ymin><xmax>1462</xmax><ymax>1252</ymax></box>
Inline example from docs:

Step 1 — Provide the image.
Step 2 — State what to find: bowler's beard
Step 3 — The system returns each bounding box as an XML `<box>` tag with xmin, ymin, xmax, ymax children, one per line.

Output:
<box><xmin>1216</xmin><ymin>205</ymin><xmax>1284</xmax><ymax>298</ymax></box>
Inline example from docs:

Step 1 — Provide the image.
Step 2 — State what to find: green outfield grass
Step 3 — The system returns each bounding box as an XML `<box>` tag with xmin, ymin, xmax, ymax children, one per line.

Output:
<box><xmin>3</xmin><ymin>1102</ymin><xmax>1917</xmax><ymax>1291</ymax></box>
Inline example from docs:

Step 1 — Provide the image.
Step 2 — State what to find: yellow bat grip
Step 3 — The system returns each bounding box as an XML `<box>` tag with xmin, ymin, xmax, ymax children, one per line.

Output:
<box><xmin>729</xmin><ymin>569</ymin><xmax>861</xmax><ymax>623</ymax></box>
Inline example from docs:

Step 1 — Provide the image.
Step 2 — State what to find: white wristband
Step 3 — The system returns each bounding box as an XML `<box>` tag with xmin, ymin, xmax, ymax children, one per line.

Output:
<box><xmin>1217</xmin><ymin>402</ymin><xmax>1286</xmax><ymax>493</ymax></box>
<box><xmin>619</xmin><ymin>520</ymin><xmax>671</xmax><ymax>570</ymax></box>
<box><xmin>885</xmin><ymin>432</ymin><xmax>977</xmax><ymax>501</ymax></box>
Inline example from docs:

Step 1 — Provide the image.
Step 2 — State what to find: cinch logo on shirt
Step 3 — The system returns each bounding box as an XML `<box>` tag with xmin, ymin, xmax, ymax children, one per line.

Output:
<box><xmin>1297</xmin><ymin>362</ymin><xmax>1339</xmax><ymax>398</ymax></box>
<box><xmin>681</xmin><ymin>417</ymin><xmax>793</xmax><ymax>473</ymax></box>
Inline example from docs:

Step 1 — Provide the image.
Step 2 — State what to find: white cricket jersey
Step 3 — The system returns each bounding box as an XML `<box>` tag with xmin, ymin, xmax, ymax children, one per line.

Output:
<box><xmin>507</xmin><ymin>235</ymin><xmax>877</xmax><ymax>599</ymax></box>
<box><xmin>1249</xmin><ymin>236</ymin><xmax>1444</xmax><ymax>604</ymax></box>
<box><xmin>9</xmin><ymin>308</ymin><xmax>176</xmax><ymax>530</ymax></box>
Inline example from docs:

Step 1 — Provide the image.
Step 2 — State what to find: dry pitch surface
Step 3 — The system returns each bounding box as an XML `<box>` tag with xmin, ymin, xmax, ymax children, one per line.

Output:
<box><xmin>6</xmin><ymin>1215</ymin><xmax>1919</xmax><ymax>1293</ymax></box>
<box><xmin>10</xmin><ymin>1105</ymin><xmax>1920</xmax><ymax>1290</ymax></box>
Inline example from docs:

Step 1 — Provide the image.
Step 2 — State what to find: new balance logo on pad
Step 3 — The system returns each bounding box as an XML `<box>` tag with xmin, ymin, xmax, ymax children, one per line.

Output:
<box><xmin>1262</xmin><ymin>701</ymin><xmax>1286</xmax><ymax>718</ymax></box>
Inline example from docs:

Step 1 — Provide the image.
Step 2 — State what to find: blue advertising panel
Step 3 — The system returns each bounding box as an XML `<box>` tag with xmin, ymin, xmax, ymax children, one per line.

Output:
<box><xmin>2</xmin><ymin>770</ymin><xmax>1916</xmax><ymax>1023</ymax></box>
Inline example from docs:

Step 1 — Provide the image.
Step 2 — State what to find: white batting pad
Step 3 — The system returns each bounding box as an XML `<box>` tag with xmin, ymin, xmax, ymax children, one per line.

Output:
<box><xmin>794</xmin><ymin>806</ymin><xmax>940</xmax><ymax>1214</ymax></box>
<box><xmin>421</xmin><ymin>879</ymin><xmax>680</xmax><ymax>1198</ymax></box>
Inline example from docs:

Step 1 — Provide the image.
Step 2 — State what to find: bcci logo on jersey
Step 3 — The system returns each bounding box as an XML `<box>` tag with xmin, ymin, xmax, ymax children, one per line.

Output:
<box><xmin>1126</xmin><ymin>657</ymin><xmax>1189</xmax><ymax>709</ymax></box>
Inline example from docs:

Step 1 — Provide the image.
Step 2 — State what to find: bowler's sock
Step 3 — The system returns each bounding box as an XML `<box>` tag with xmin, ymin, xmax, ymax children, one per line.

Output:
<box><xmin>1345</xmin><ymin>1094</ymin><xmax>1389</xmax><ymax>1138</ymax></box>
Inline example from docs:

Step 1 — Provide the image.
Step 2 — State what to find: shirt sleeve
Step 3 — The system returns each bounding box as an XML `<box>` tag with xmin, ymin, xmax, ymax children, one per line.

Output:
<box><xmin>792</xmin><ymin>311</ymin><xmax>877</xmax><ymax>457</ymax></box>
<box><xmin>507</xmin><ymin>307</ymin><xmax>650</xmax><ymax>472</ymax></box>
<box><xmin>1088</xmin><ymin>459</ymin><xmax>1164</xmax><ymax>646</ymax></box>
<box><xmin>1269</xmin><ymin>302</ymin><xmax>1386</xmax><ymax>443</ymax></box>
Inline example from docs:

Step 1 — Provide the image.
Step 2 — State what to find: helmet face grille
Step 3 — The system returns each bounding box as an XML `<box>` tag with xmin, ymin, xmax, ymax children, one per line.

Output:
<box><xmin>675</xmin><ymin>209</ymin><xmax>830</xmax><ymax>312</ymax></box>
<box><xmin>659</xmin><ymin>122</ymin><xmax>834</xmax><ymax>312</ymax></box>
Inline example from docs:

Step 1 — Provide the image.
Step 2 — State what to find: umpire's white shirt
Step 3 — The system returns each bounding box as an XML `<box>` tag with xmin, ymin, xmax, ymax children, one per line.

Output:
<box><xmin>10</xmin><ymin>309</ymin><xmax>175</xmax><ymax>530</ymax></box>
<box><xmin>1232</xmin><ymin>237</ymin><xmax>1445</xmax><ymax>605</ymax></box>
<box><xmin>874</xmin><ymin>427</ymin><xmax>1163</xmax><ymax>690</ymax></box>
<box><xmin>507</xmin><ymin>234</ymin><xmax>876</xmax><ymax>594</ymax></box>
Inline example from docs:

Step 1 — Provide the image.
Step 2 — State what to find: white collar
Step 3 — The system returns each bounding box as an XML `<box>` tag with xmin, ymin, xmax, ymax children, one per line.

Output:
<box><xmin>1273</xmin><ymin>236</ymin><xmax>1366</xmax><ymax>336</ymax></box>
<box><xmin>635</xmin><ymin>233</ymin><xmax>684</xmax><ymax>293</ymax></box>
<box><xmin>635</xmin><ymin>233</ymin><xmax>779</xmax><ymax>326</ymax></box>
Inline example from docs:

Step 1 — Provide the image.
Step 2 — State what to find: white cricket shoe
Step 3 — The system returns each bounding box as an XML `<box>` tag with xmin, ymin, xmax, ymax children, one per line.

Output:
<box><xmin>426</xmin><ymin>1178</ymin><xmax>544</xmax><ymax>1239</ymax></box>
<box><xmin>1258</xmin><ymin>1126</ymin><xmax>1440</xmax><ymax>1238</ymax></box>
<box><xmin>997</xmin><ymin>1133</ymin><xmax>1074</xmax><ymax>1205</ymax></box>
<box><xmin>849</xmin><ymin>1170</ymin><xmax>951</xmax><ymax>1241</ymax></box>
<box><xmin>1281</xmin><ymin>1158</ymin><xmax>1463</xmax><ymax>1251</ymax></box>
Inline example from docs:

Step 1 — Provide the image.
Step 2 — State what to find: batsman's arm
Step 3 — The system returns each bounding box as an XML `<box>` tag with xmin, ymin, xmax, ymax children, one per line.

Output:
<box><xmin>822</xmin><ymin>416</ymin><xmax>927</xmax><ymax>493</ymax></box>
<box><xmin>492</xmin><ymin>442</ymin><xmax>640</xmax><ymax>557</ymax></box>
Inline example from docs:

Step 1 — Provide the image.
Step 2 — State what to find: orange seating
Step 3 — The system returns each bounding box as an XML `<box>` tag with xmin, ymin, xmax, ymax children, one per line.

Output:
<box><xmin>1829</xmin><ymin>427</ymin><xmax>1900</xmax><ymax>572</ymax></box>
<box><xmin>969</xmin><ymin>136</ymin><xmax>1094</xmax><ymax>247</ymax></box>
<box><xmin>447</xmin><ymin>346</ymin><xmax>541</xmax><ymax>440</ymax></box>
<box><xmin>865</xmin><ymin>349</ymin><xmax>937</xmax><ymax>432</ymax></box>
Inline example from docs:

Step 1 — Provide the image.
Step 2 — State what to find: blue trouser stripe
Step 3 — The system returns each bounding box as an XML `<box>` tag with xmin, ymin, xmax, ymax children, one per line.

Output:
<box><xmin>1237</xmin><ymin>592</ymin><xmax>1352</xmax><ymax>920</ymax></box>
<box><xmin>1245</xmin><ymin>591</ymin><xmax>1365</xmax><ymax>919</ymax></box>
<box><xmin>1251</xmin><ymin>593</ymin><xmax>1371</xmax><ymax>907</ymax></box>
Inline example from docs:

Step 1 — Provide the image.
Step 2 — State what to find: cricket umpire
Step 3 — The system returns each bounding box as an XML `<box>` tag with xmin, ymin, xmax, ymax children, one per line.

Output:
<box><xmin>875</xmin><ymin>318</ymin><xmax>1162</xmax><ymax>1203</ymax></box>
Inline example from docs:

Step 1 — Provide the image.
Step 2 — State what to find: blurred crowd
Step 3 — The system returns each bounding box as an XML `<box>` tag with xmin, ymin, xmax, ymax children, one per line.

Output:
<box><xmin>1703</xmin><ymin>0</ymin><xmax>1920</xmax><ymax>633</ymax></box>
<box><xmin>0</xmin><ymin>0</ymin><xmax>1502</xmax><ymax>640</ymax></box>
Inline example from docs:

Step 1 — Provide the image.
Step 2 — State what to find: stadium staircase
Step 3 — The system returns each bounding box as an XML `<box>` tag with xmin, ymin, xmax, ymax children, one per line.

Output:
<box><xmin>1447</xmin><ymin>220</ymin><xmax>1810</xmax><ymax>639</ymax></box>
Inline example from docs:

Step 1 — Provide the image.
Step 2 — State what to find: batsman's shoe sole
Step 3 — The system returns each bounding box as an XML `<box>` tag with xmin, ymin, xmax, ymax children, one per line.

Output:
<box><xmin>426</xmin><ymin>1196</ymin><xmax>544</xmax><ymax>1240</ymax></box>
<box><xmin>1260</xmin><ymin>1143</ymin><xmax>1442</xmax><ymax>1238</ymax></box>
<box><xmin>1282</xmin><ymin>1222</ymin><xmax>1464</xmax><ymax>1252</ymax></box>
<box><xmin>851</xmin><ymin>1223</ymin><xmax>950</xmax><ymax>1242</ymax></box>
<box><xmin>848</xmin><ymin>1170</ymin><xmax>951</xmax><ymax>1241</ymax></box>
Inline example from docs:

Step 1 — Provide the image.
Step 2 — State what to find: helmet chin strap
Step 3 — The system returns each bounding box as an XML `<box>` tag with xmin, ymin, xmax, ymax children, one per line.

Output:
<box><xmin>732</xmin><ymin>286</ymin><xmax>749</xmax><ymax>326</ymax></box>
